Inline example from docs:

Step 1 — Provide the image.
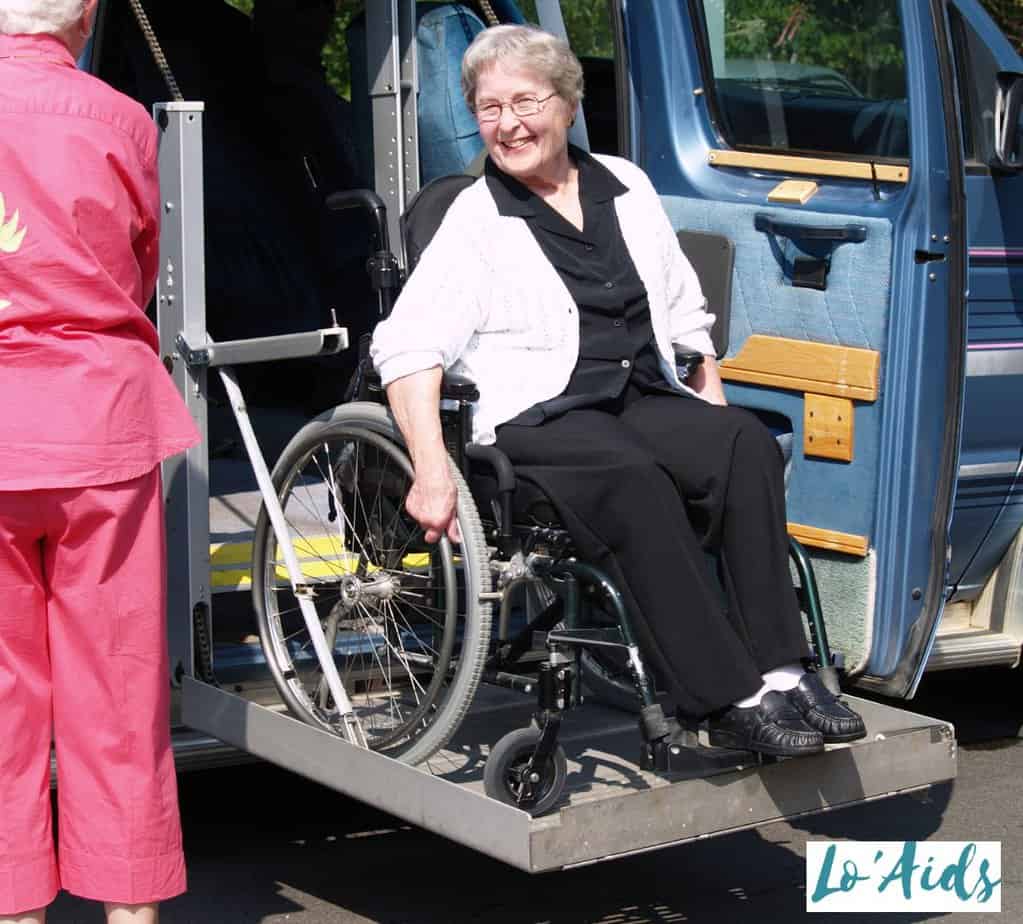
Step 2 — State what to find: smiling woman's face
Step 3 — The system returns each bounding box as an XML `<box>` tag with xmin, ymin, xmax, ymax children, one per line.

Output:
<box><xmin>474</xmin><ymin>61</ymin><xmax>575</xmax><ymax>186</ymax></box>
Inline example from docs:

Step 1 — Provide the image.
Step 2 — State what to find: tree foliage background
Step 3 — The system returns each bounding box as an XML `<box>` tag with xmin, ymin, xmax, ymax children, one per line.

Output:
<box><xmin>714</xmin><ymin>0</ymin><xmax>906</xmax><ymax>97</ymax></box>
<box><xmin>222</xmin><ymin>0</ymin><xmax>1022</xmax><ymax>100</ymax></box>
<box><xmin>982</xmin><ymin>0</ymin><xmax>1023</xmax><ymax>51</ymax></box>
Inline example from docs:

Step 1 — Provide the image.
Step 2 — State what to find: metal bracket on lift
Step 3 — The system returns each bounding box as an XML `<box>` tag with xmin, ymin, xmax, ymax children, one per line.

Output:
<box><xmin>175</xmin><ymin>324</ymin><xmax>349</xmax><ymax>371</ymax></box>
<box><xmin>175</xmin><ymin>334</ymin><xmax>209</xmax><ymax>368</ymax></box>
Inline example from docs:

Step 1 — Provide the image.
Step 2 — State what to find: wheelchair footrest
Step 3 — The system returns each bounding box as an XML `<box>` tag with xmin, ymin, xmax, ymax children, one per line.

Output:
<box><xmin>639</xmin><ymin>703</ymin><xmax>671</xmax><ymax>743</ymax></box>
<box><xmin>639</xmin><ymin>718</ymin><xmax>760</xmax><ymax>776</ymax></box>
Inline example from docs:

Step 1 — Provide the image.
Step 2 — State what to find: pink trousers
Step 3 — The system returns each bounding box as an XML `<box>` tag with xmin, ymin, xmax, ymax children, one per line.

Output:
<box><xmin>0</xmin><ymin>469</ymin><xmax>186</xmax><ymax>914</ymax></box>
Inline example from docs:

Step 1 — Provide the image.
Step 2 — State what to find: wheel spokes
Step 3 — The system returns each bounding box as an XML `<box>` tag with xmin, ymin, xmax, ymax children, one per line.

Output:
<box><xmin>263</xmin><ymin>430</ymin><xmax>459</xmax><ymax>750</ymax></box>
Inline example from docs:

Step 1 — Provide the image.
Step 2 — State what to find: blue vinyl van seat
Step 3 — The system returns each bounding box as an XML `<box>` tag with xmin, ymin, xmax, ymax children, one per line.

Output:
<box><xmin>347</xmin><ymin>3</ymin><xmax>487</xmax><ymax>185</ymax></box>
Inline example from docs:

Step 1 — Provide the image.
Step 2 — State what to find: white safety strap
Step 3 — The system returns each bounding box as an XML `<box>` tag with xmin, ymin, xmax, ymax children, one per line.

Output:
<box><xmin>534</xmin><ymin>0</ymin><xmax>590</xmax><ymax>151</ymax></box>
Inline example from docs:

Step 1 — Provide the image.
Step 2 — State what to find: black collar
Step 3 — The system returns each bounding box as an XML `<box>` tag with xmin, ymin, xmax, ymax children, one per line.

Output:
<box><xmin>485</xmin><ymin>144</ymin><xmax>629</xmax><ymax>219</ymax></box>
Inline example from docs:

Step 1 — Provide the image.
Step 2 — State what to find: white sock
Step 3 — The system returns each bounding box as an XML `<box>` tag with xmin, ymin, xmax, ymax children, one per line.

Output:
<box><xmin>762</xmin><ymin>662</ymin><xmax>806</xmax><ymax>692</ymax></box>
<box><xmin>732</xmin><ymin>681</ymin><xmax>771</xmax><ymax>709</ymax></box>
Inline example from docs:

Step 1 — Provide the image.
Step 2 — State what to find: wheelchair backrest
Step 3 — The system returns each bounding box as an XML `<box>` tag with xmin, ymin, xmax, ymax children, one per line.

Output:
<box><xmin>401</xmin><ymin>173</ymin><xmax>477</xmax><ymax>274</ymax></box>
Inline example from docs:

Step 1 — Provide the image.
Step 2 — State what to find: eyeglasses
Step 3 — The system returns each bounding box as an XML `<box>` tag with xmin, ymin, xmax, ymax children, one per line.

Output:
<box><xmin>474</xmin><ymin>92</ymin><xmax>558</xmax><ymax>123</ymax></box>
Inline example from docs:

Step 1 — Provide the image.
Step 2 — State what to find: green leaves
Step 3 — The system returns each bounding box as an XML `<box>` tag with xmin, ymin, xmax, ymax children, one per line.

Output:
<box><xmin>980</xmin><ymin>0</ymin><xmax>1022</xmax><ymax>53</ymax></box>
<box><xmin>718</xmin><ymin>0</ymin><xmax>906</xmax><ymax>100</ymax></box>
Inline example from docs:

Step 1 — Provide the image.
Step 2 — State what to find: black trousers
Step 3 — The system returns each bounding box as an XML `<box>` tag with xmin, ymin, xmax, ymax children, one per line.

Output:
<box><xmin>494</xmin><ymin>391</ymin><xmax>810</xmax><ymax>717</ymax></box>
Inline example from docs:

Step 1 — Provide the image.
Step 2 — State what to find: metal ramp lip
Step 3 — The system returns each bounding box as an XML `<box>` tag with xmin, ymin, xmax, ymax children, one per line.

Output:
<box><xmin>183</xmin><ymin>679</ymin><xmax>956</xmax><ymax>874</ymax></box>
<box><xmin>556</xmin><ymin>780</ymin><xmax>941</xmax><ymax>871</ymax></box>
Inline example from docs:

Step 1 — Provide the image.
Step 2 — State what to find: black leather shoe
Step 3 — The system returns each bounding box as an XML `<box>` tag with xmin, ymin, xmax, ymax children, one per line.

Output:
<box><xmin>706</xmin><ymin>690</ymin><xmax>824</xmax><ymax>756</ymax></box>
<box><xmin>787</xmin><ymin>672</ymin><xmax>867</xmax><ymax>743</ymax></box>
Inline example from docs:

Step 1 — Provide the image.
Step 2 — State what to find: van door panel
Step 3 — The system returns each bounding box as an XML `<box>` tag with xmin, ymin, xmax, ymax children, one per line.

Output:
<box><xmin>625</xmin><ymin>0</ymin><xmax>964</xmax><ymax>693</ymax></box>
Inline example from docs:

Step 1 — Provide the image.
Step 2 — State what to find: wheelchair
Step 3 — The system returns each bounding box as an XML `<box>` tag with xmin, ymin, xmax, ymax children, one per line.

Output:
<box><xmin>251</xmin><ymin>180</ymin><xmax>841</xmax><ymax>816</ymax></box>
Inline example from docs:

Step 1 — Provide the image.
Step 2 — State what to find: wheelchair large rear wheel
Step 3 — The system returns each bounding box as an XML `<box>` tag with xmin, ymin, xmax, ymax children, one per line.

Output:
<box><xmin>252</xmin><ymin>402</ymin><xmax>492</xmax><ymax>765</ymax></box>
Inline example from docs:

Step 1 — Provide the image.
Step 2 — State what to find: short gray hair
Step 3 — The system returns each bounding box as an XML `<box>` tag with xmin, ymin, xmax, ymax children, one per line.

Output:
<box><xmin>0</xmin><ymin>0</ymin><xmax>86</xmax><ymax>36</ymax></box>
<box><xmin>462</xmin><ymin>24</ymin><xmax>584</xmax><ymax>111</ymax></box>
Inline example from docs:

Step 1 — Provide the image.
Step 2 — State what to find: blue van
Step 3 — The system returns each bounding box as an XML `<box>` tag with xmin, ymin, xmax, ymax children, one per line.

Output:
<box><xmin>193</xmin><ymin>0</ymin><xmax>1021</xmax><ymax>699</ymax></box>
<box><xmin>78</xmin><ymin>0</ymin><xmax>1021</xmax><ymax>863</ymax></box>
<box><xmin>431</xmin><ymin>0</ymin><xmax>1023</xmax><ymax>699</ymax></box>
<box><xmin>606</xmin><ymin>0</ymin><xmax>1023</xmax><ymax>698</ymax></box>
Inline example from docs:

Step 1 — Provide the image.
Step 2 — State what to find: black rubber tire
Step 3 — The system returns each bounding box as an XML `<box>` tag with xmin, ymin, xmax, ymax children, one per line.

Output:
<box><xmin>252</xmin><ymin>401</ymin><xmax>492</xmax><ymax>766</ymax></box>
<box><xmin>484</xmin><ymin>726</ymin><xmax>568</xmax><ymax>817</ymax></box>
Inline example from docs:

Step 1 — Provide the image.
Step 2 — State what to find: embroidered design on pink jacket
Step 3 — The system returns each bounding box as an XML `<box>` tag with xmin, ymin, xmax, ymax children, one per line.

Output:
<box><xmin>0</xmin><ymin>192</ymin><xmax>26</xmax><ymax>253</ymax></box>
<box><xmin>0</xmin><ymin>192</ymin><xmax>27</xmax><ymax>310</ymax></box>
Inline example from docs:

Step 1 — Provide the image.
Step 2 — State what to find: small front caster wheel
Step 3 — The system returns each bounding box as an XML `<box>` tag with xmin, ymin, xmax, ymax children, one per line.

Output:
<box><xmin>484</xmin><ymin>726</ymin><xmax>568</xmax><ymax>817</ymax></box>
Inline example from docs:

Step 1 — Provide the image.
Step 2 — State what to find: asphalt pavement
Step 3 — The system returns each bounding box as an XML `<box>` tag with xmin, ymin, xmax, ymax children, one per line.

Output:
<box><xmin>48</xmin><ymin>665</ymin><xmax>1022</xmax><ymax>923</ymax></box>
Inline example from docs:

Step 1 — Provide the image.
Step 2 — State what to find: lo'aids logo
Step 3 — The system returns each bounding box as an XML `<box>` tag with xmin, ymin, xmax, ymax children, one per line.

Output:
<box><xmin>806</xmin><ymin>841</ymin><xmax>1001</xmax><ymax>913</ymax></box>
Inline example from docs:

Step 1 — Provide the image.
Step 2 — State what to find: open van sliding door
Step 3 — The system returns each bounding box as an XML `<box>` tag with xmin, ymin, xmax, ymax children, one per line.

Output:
<box><xmin>620</xmin><ymin>0</ymin><xmax>966</xmax><ymax>698</ymax></box>
<box><xmin>943</xmin><ymin>2</ymin><xmax>1023</xmax><ymax>621</ymax></box>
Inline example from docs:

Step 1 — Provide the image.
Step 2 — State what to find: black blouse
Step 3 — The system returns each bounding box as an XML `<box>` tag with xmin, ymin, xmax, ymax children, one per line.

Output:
<box><xmin>485</xmin><ymin>146</ymin><xmax>671</xmax><ymax>426</ymax></box>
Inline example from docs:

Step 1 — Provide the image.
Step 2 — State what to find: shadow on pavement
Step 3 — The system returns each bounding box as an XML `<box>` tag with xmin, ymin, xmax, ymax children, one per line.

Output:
<box><xmin>870</xmin><ymin>664</ymin><xmax>1022</xmax><ymax>746</ymax></box>
<box><xmin>48</xmin><ymin>761</ymin><xmax>942</xmax><ymax>923</ymax></box>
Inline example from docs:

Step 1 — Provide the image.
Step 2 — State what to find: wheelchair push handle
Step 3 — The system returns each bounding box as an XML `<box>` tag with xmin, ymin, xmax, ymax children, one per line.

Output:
<box><xmin>327</xmin><ymin>189</ymin><xmax>401</xmax><ymax>319</ymax></box>
<box><xmin>326</xmin><ymin>189</ymin><xmax>391</xmax><ymax>253</ymax></box>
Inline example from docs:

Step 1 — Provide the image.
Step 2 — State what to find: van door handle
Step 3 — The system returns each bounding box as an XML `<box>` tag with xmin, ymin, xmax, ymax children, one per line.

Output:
<box><xmin>754</xmin><ymin>213</ymin><xmax>868</xmax><ymax>243</ymax></box>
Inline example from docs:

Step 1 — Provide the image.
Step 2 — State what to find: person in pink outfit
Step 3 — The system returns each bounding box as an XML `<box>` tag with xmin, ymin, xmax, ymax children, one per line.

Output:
<box><xmin>0</xmin><ymin>1</ymin><xmax>199</xmax><ymax>921</ymax></box>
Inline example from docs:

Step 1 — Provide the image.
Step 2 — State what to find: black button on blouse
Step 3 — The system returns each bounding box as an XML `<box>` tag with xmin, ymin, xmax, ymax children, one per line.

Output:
<box><xmin>485</xmin><ymin>146</ymin><xmax>671</xmax><ymax>426</ymax></box>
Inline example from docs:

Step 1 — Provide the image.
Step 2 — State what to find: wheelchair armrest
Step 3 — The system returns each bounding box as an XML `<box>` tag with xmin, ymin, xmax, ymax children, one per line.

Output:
<box><xmin>464</xmin><ymin>443</ymin><xmax>517</xmax><ymax>548</ymax></box>
<box><xmin>441</xmin><ymin>374</ymin><xmax>480</xmax><ymax>402</ymax></box>
<box><xmin>674</xmin><ymin>349</ymin><xmax>705</xmax><ymax>383</ymax></box>
<box><xmin>363</xmin><ymin>366</ymin><xmax>383</xmax><ymax>394</ymax></box>
<box><xmin>358</xmin><ymin>369</ymin><xmax>477</xmax><ymax>401</ymax></box>
<box><xmin>464</xmin><ymin>443</ymin><xmax>516</xmax><ymax>494</ymax></box>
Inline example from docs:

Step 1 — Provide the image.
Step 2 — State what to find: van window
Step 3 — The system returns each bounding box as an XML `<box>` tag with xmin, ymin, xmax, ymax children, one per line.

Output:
<box><xmin>696</xmin><ymin>0</ymin><xmax>910</xmax><ymax>160</ymax></box>
<box><xmin>516</xmin><ymin>1</ymin><xmax>613</xmax><ymax>56</ymax></box>
<box><xmin>517</xmin><ymin>0</ymin><xmax>620</xmax><ymax>154</ymax></box>
<box><xmin>949</xmin><ymin>6</ymin><xmax>1000</xmax><ymax>167</ymax></box>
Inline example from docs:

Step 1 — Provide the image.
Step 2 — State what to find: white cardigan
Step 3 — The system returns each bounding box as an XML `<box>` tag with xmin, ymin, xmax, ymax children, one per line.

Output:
<box><xmin>370</xmin><ymin>154</ymin><xmax>715</xmax><ymax>444</ymax></box>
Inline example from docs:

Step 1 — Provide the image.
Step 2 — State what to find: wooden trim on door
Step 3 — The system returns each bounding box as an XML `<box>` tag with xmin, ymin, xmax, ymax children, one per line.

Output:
<box><xmin>788</xmin><ymin>523</ymin><xmax>869</xmax><ymax>557</ymax></box>
<box><xmin>708</xmin><ymin>149</ymin><xmax>910</xmax><ymax>183</ymax></box>
<box><xmin>719</xmin><ymin>335</ymin><xmax>880</xmax><ymax>402</ymax></box>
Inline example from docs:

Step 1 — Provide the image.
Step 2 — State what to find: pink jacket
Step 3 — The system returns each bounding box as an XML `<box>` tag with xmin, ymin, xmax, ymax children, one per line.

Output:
<box><xmin>0</xmin><ymin>33</ymin><xmax>197</xmax><ymax>490</ymax></box>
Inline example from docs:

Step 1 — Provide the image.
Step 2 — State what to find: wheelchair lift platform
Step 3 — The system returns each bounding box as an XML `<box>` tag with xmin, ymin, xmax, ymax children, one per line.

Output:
<box><xmin>183</xmin><ymin>676</ymin><xmax>956</xmax><ymax>873</ymax></box>
<box><xmin>189</xmin><ymin>480</ymin><xmax>956</xmax><ymax>871</ymax></box>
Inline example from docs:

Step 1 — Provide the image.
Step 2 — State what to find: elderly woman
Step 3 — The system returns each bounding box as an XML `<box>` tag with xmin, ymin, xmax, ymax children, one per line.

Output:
<box><xmin>0</xmin><ymin>2</ymin><xmax>195</xmax><ymax>922</ymax></box>
<box><xmin>371</xmin><ymin>25</ymin><xmax>865</xmax><ymax>757</ymax></box>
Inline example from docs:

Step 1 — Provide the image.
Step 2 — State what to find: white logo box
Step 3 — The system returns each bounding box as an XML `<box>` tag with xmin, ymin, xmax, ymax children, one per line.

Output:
<box><xmin>806</xmin><ymin>840</ymin><xmax>1001</xmax><ymax>913</ymax></box>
